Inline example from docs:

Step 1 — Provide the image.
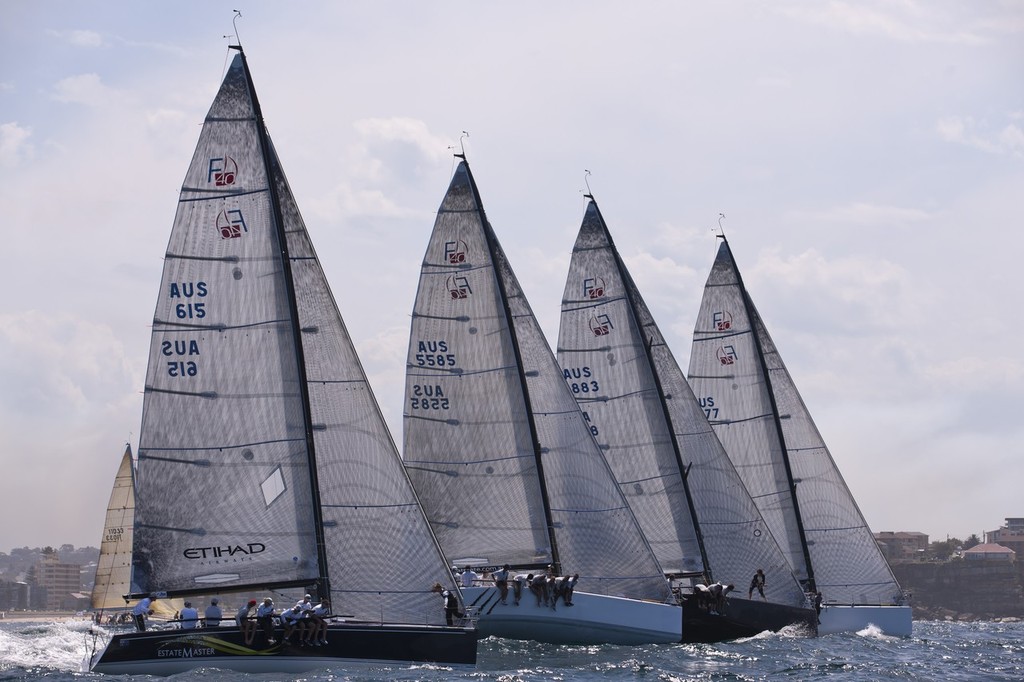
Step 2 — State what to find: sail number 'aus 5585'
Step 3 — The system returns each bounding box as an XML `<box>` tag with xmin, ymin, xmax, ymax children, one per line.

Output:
<box><xmin>413</xmin><ymin>340</ymin><xmax>457</xmax><ymax>368</ymax></box>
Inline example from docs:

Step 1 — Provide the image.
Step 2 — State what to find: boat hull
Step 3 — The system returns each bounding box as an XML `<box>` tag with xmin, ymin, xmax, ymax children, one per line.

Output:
<box><xmin>817</xmin><ymin>604</ymin><xmax>912</xmax><ymax>636</ymax></box>
<box><xmin>681</xmin><ymin>595</ymin><xmax>818</xmax><ymax>642</ymax></box>
<box><xmin>462</xmin><ymin>585</ymin><xmax>682</xmax><ymax>644</ymax></box>
<box><xmin>89</xmin><ymin>622</ymin><xmax>476</xmax><ymax>675</ymax></box>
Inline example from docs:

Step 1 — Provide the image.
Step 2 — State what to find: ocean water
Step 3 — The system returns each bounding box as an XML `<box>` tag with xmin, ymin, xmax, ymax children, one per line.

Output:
<box><xmin>1</xmin><ymin>619</ymin><xmax>1022</xmax><ymax>681</ymax></box>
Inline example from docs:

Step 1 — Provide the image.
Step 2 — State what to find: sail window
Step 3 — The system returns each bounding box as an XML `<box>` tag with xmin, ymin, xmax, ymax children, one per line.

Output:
<box><xmin>261</xmin><ymin>466</ymin><xmax>287</xmax><ymax>507</ymax></box>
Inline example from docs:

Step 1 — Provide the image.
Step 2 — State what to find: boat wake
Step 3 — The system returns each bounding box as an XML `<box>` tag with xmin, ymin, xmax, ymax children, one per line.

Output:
<box><xmin>855</xmin><ymin>623</ymin><xmax>895</xmax><ymax>640</ymax></box>
<box><xmin>0</xmin><ymin>620</ymin><xmax>94</xmax><ymax>673</ymax></box>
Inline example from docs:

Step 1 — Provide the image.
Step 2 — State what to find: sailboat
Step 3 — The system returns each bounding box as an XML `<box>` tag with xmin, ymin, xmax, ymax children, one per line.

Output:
<box><xmin>687</xmin><ymin>235</ymin><xmax>912</xmax><ymax>636</ymax></box>
<box><xmin>402</xmin><ymin>157</ymin><xmax>683</xmax><ymax>645</ymax></box>
<box><xmin>88</xmin><ymin>46</ymin><xmax>476</xmax><ymax>675</ymax></box>
<box><xmin>90</xmin><ymin>444</ymin><xmax>180</xmax><ymax>626</ymax></box>
<box><xmin>556</xmin><ymin>197</ymin><xmax>817</xmax><ymax>641</ymax></box>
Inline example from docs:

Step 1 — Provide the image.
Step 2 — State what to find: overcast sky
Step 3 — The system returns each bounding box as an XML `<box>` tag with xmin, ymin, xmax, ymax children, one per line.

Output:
<box><xmin>1</xmin><ymin>1</ymin><xmax>1021</xmax><ymax>553</ymax></box>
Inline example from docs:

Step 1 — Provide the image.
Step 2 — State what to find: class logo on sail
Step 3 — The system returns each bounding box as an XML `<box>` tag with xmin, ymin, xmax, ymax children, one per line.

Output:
<box><xmin>716</xmin><ymin>345</ymin><xmax>737</xmax><ymax>366</ymax></box>
<box><xmin>208</xmin><ymin>156</ymin><xmax>238</xmax><ymax>187</ymax></box>
<box><xmin>216</xmin><ymin>209</ymin><xmax>248</xmax><ymax>239</ymax></box>
<box><xmin>713</xmin><ymin>310</ymin><xmax>732</xmax><ymax>331</ymax></box>
<box><xmin>445</xmin><ymin>240</ymin><xmax>468</xmax><ymax>264</ymax></box>
<box><xmin>446</xmin><ymin>275</ymin><xmax>472</xmax><ymax>299</ymax></box>
<box><xmin>589</xmin><ymin>314</ymin><xmax>614</xmax><ymax>336</ymax></box>
<box><xmin>583</xmin><ymin>277</ymin><xmax>606</xmax><ymax>299</ymax></box>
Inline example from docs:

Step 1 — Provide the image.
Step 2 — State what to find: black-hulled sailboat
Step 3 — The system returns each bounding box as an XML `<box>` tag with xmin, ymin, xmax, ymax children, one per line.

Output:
<box><xmin>402</xmin><ymin>157</ymin><xmax>683</xmax><ymax>644</ymax></box>
<box><xmin>688</xmin><ymin>235</ymin><xmax>911</xmax><ymax>636</ymax></box>
<box><xmin>88</xmin><ymin>47</ymin><xmax>475</xmax><ymax>674</ymax></box>
<box><xmin>556</xmin><ymin>197</ymin><xmax>817</xmax><ymax>641</ymax></box>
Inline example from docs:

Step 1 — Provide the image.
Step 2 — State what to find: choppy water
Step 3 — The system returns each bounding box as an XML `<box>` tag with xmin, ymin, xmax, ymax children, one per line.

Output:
<box><xmin>1</xmin><ymin>618</ymin><xmax>1022</xmax><ymax>681</ymax></box>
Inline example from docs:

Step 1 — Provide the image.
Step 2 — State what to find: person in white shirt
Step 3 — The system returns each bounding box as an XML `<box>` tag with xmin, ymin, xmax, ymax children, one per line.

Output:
<box><xmin>132</xmin><ymin>595</ymin><xmax>156</xmax><ymax>631</ymax></box>
<box><xmin>307</xmin><ymin>598</ymin><xmax>330</xmax><ymax>645</ymax></box>
<box><xmin>492</xmin><ymin>564</ymin><xmax>510</xmax><ymax>604</ymax></box>
<box><xmin>281</xmin><ymin>604</ymin><xmax>308</xmax><ymax>644</ymax></box>
<box><xmin>203</xmin><ymin>598</ymin><xmax>222</xmax><ymax>628</ymax></box>
<box><xmin>256</xmin><ymin>597</ymin><xmax>277</xmax><ymax>644</ymax></box>
<box><xmin>512</xmin><ymin>573</ymin><xmax>529</xmax><ymax>605</ymax></box>
<box><xmin>460</xmin><ymin>566</ymin><xmax>480</xmax><ymax>588</ymax></box>
<box><xmin>178</xmin><ymin>601</ymin><xmax>199</xmax><ymax>629</ymax></box>
<box><xmin>235</xmin><ymin>599</ymin><xmax>257</xmax><ymax>644</ymax></box>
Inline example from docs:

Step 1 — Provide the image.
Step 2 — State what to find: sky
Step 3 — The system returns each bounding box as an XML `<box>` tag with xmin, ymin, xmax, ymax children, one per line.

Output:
<box><xmin>1</xmin><ymin>1</ymin><xmax>1021</xmax><ymax>553</ymax></box>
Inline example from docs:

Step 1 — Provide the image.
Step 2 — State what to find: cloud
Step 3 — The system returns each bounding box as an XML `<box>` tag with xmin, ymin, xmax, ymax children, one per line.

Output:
<box><xmin>0</xmin><ymin>122</ymin><xmax>33</xmax><ymax>168</ymax></box>
<box><xmin>777</xmin><ymin>1</ymin><xmax>989</xmax><ymax>45</ymax></box>
<box><xmin>50</xmin><ymin>73</ymin><xmax>117</xmax><ymax>107</ymax></box>
<box><xmin>936</xmin><ymin>115</ymin><xmax>1024</xmax><ymax>156</ymax></box>
<box><xmin>353</xmin><ymin>117</ymin><xmax>453</xmax><ymax>164</ymax></box>
<box><xmin>47</xmin><ymin>28</ymin><xmax>105</xmax><ymax>48</ymax></box>
<box><xmin>786</xmin><ymin>202</ymin><xmax>932</xmax><ymax>227</ymax></box>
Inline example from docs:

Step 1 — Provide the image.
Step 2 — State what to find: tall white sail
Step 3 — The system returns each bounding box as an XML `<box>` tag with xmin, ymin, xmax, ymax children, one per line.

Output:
<box><xmin>557</xmin><ymin>201</ymin><xmax>806</xmax><ymax>610</ymax></box>
<box><xmin>92</xmin><ymin>445</ymin><xmax>136</xmax><ymax>610</ymax></box>
<box><xmin>689</xmin><ymin>238</ymin><xmax>906</xmax><ymax>607</ymax></box>
<box><xmin>404</xmin><ymin>160</ymin><xmax>671</xmax><ymax>602</ymax></box>
<box><xmin>130</xmin><ymin>52</ymin><xmax>460</xmax><ymax>623</ymax></box>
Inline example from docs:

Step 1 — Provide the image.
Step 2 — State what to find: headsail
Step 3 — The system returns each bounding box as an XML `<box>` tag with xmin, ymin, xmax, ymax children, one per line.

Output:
<box><xmin>131</xmin><ymin>50</ymin><xmax>460</xmax><ymax>622</ymax></box>
<box><xmin>689</xmin><ymin>238</ymin><xmax>905</xmax><ymax>605</ymax></box>
<box><xmin>557</xmin><ymin>200</ymin><xmax>806</xmax><ymax>608</ymax></box>
<box><xmin>271</xmin><ymin>138</ymin><xmax>461</xmax><ymax>624</ymax></box>
<box><xmin>92</xmin><ymin>445</ymin><xmax>136</xmax><ymax>610</ymax></box>
<box><xmin>404</xmin><ymin>160</ymin><xmax>670</xmax><ymax>602</ymax></box>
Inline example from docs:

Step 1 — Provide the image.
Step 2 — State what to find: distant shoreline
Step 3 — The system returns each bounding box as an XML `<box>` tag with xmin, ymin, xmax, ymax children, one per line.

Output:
<box><xmin>0</xmin><ymin>611</ymin><xmax>90</xmax><ymax>623</ymax></box>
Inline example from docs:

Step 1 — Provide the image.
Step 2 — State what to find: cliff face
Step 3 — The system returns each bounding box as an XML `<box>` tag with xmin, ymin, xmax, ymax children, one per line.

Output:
<box><xmin>892</xmin><ymin>560</ymin><xmax>1024</xmax><ymax>621</ymax></box>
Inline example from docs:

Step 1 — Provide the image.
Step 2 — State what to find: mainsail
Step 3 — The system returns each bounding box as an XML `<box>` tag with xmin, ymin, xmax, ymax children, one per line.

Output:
<box><xmin>92</xmin><ymin>445</ymin><xmax>136</xmax><ymax>610</ymax></box>
<box><xmin>130</xmin><ymin>50</ymin><xmax>460</xmax><ymax>624</ymax></box>
<box><xmin>688</xmin><ymin>237</ymin><xmax>905</xmax><ymax>606</ymax></box>
<box><xmin>557</xmin><ymin>200</ymin><xmax>806</xmax><ymax>609</ymax></box>
<box><xmin>403</xmin><ymin>159</ymin><xmax>671</xmax><ymax>602</ymax></box>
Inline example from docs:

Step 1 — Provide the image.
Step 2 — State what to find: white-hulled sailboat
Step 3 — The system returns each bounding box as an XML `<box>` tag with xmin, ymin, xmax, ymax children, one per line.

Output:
<box><xmin>402</xmin><ymin>157</ymin><xmax>682</xmax><ymax>645</ymax></box>
<box><xmin>688</xmin><ymin>235</ymin><xmax>911</xmax><ymax>636</ymax></box>
<box><xmin>557</xmin><ymin>197</ymin><xmax>817</xmax><ymax>641</ymax></box>
<box><xmin>87</xmin><ymin>46</ymin><xmax>475</xmax><ymax>675</ymax></box>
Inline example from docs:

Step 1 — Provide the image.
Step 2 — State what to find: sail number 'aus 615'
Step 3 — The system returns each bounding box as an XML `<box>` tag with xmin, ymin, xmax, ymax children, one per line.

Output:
<box><xmin>163</xmin><ymin>340</ymin><xmax>200</xmax><ymax>377</ymax></box>
<box><xmin>169</xmin><ymin>281</ymin><xmax>209</xmax><ymax>320</ymax></box>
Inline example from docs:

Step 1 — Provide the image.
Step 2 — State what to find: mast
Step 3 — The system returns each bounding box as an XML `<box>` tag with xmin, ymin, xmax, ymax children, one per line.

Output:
<box><xmin>459</xmin><ymin>155</ymin><xmax>561</xmax><ymax>574</ymax></box>
<box><xmin>590</xmin><ymin>197</ymin><xmax>712</xmax><ymax>583</ymax></box>
<box><xmin>722</xmin><ymin>235</ymin><xmax>816</xmax><ymax>593</ymax></box>
<box><xmin>235</xmin><ymin>46</ymin><xmax>331</xmax><ymax>599</ymax></box>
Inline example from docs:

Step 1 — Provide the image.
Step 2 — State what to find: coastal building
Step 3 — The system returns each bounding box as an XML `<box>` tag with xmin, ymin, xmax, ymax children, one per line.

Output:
<box><xmin>874</xmin><ymin>531</ymin><xmax>929</xmax><ymax>562</ymax></box>
<box><xmin>962</xmin><ymin>543</ymin><xmax>1016</xmax><ymax>562</ymax></box>
<box><xmin>29</xmin><ymin>550</ymin><xmax>82</xmax><ymax>610</ymax></box>
<box><xmin>985</xmin><ymin>518</ymin><xmax>1024</xmax><ymax>557</ymax></box>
